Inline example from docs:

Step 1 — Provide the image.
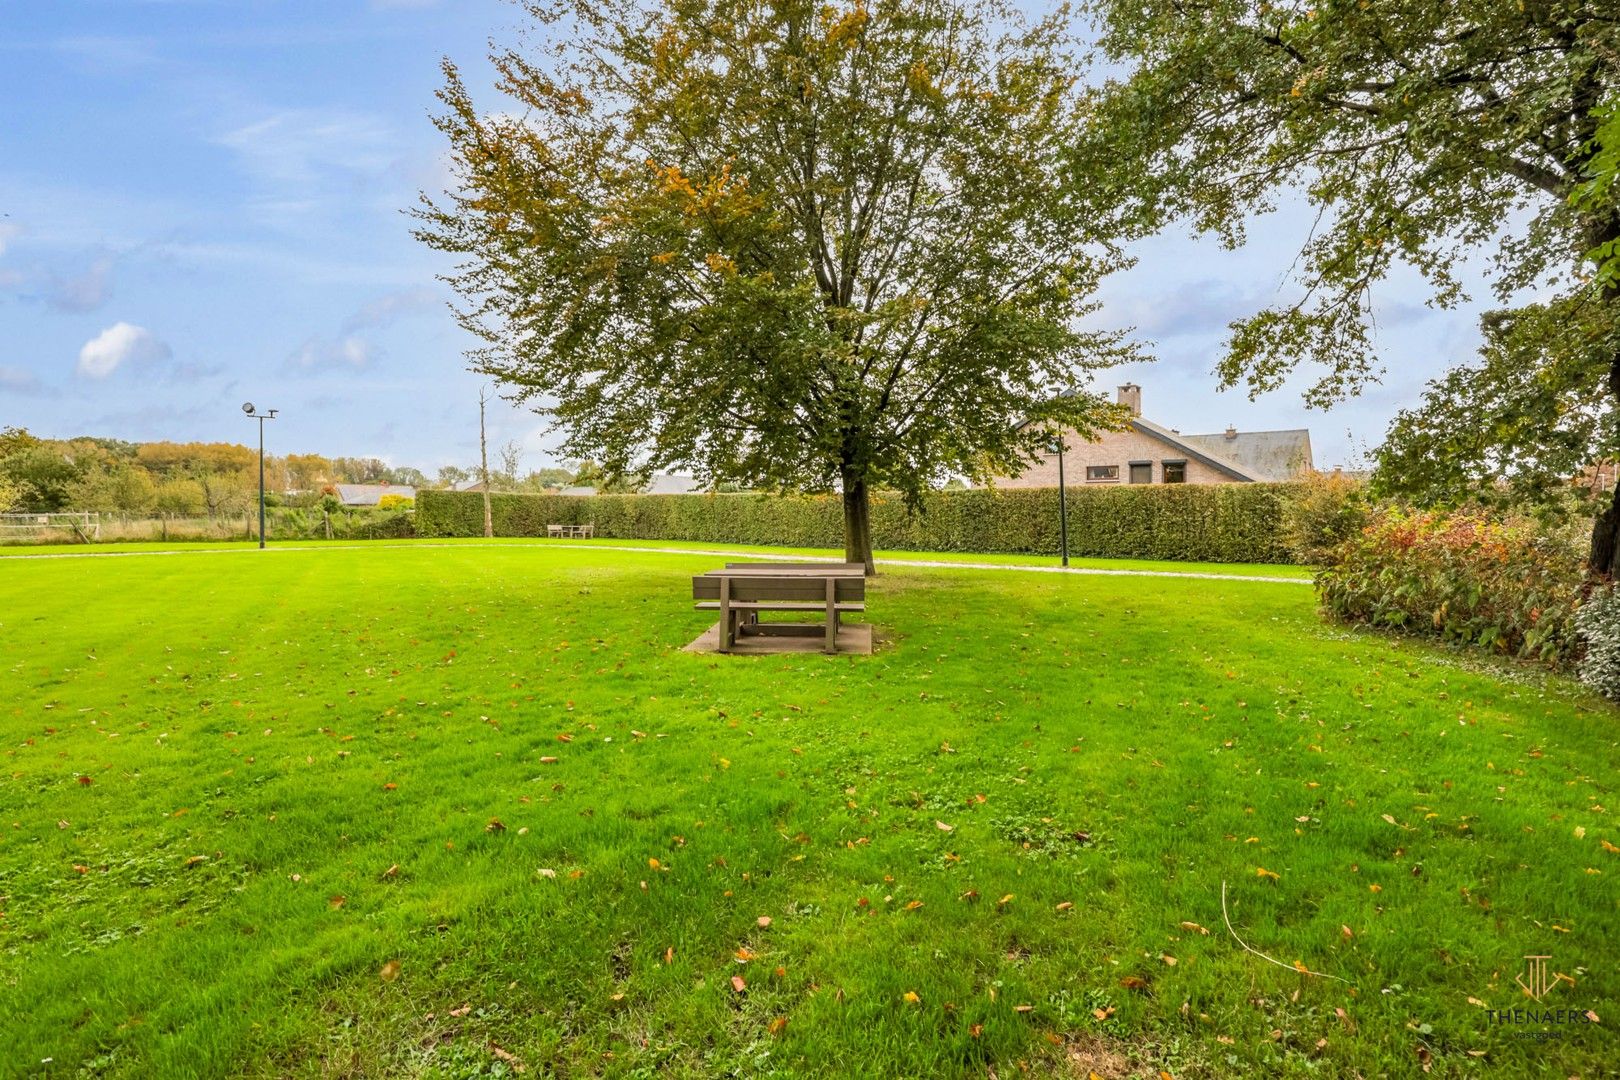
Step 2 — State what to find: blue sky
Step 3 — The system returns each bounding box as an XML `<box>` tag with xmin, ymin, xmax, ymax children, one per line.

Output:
<box><xmin>0</xmin><ymin>1</ymin><xmax>1488</xmax><ymax>475</ymax></box>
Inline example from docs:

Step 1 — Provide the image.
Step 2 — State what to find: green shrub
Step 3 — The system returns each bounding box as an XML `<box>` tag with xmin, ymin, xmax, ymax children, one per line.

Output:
<box><xmin>1576</xmin><ymin>587</ymin><xmax>1620</xmax><ymax>700</ymax></box>
<box><xmin>1280</xmin><ymin>470</ymin><xmax>1368</xmax><ymax>566</ymax></box>
<box><xmin>416</xmin><ymin>484</ymin><xmax>1296</xmax><ymax>563</ymax></box>
<box><xmin>1317</xmin><ymin>508</ymin><xmax>1585</xmax><ymax>665</ymax></box>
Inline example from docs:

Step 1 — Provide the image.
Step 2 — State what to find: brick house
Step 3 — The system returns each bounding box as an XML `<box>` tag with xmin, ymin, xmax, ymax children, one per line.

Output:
<box><xmin>992</xmin><ymin>384</ymin><xmax>1313</xmax><ymax>487</ymax></box>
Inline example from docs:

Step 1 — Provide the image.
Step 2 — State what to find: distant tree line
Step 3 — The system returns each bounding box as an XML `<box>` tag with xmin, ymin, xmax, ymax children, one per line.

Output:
<box><xmin>0</xmin><ymin>427</ymin><xmax>617</xmax><ymax>515</ymax></box>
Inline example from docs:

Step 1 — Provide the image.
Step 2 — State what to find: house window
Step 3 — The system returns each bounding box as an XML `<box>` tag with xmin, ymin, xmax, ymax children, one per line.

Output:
<box><xmin>1085</xmin><ymin>465</ymin><xmax>1119</xmax><ymax>482</ymax></box>
<box><xmin>1128</xmin><ymin>462</ymin><xmax>1152</xmax><ymax>484</ymax></box>
<box><xmin>1162</xmin><ymin>460</ymin><xmax>1187</xmax><ymax>484</ymax></box>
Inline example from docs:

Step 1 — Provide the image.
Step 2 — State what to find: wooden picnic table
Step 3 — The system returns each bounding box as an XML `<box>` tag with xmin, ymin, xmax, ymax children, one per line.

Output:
<box><xmin>692</xmin><ymin>563</ymin><xmax>867</xmax><ymax>654</ymax></box>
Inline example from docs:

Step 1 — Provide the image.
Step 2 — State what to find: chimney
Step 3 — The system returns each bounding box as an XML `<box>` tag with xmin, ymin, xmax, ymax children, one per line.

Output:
<box><xmin>1117</xmin><ymin>383</ymin><xmax>1141</xmax><ymax>417</ymax></box>
<box><xmin>1224</xmin><ymin>425</ymin><xmax>1237</xmax><ymax>440</ymax></box>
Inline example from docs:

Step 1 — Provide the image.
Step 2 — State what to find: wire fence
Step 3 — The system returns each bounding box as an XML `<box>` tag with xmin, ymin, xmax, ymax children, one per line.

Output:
<box><xmin>0</xmin><ymin>508</ymin><xmax>415</xmax><ymax>546</ymax></box>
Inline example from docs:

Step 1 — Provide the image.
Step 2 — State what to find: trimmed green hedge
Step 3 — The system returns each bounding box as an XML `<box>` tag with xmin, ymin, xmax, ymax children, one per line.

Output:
<box><xmin>416</xmin><ymin>484</ymin><xmax>1296</xmax><ymax>563</ymax></box>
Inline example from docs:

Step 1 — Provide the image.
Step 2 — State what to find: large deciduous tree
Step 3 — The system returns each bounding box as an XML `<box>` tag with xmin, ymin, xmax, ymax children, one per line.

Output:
<box><xmin>415</xmin><ymin>0</ymin><xmax>1133</xmax><ymax>572</ymax></box>
<box><xmin>1086</xmin><ymin>0</ymin><xmax>1620</xmax><ymax>573</ymax></box>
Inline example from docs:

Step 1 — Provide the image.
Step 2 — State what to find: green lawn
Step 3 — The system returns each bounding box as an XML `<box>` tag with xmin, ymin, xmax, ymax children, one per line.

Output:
<box><xmin>0</xmin><ymin>535</ymin><xmax>1315</xmax><ymax>580</ymax></box>
<box><xmin>1</xmin><ymin>544</ymin><xmax>1612</xmax><ymax>1078</ymax></box>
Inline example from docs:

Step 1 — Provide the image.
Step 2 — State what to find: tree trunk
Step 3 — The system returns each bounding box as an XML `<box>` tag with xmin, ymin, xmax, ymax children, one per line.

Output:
<box><xmin>1592</xmin><ymin>479</ymin><xmax>1620</xmax><ymax>578</ymax></box>
<box><xmin>1591</xmin><ymin>353</ymin><xmax>1620</xmax><ymax>577</ymax></box>
<box><xmin>841</xmin><ymin>472</ymin><xmax>875</xmax><ymax>576</ymax></box>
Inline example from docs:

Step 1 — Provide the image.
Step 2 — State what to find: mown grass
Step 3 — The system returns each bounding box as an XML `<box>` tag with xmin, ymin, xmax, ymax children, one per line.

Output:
<box><xmin>0</xmin><ymin>544</ymin><xmax>1613</xmax><ymax>1078</ymax></box>
<box><xmin>0</xmin><ymin>535</ymin><xmax>1314</xmax><ymax>580</ymax></box>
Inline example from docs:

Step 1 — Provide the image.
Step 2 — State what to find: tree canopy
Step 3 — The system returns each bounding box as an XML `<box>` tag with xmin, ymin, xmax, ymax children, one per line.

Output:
<box><xmin>416</xmin><ymin>0</ymin><xmax>1136</xmax><ymax>570</ymax></box>
<box><xmin>1086</xmin><ymin>0</ymin><xmax>1620</xmax><ymax>570</ymax></box>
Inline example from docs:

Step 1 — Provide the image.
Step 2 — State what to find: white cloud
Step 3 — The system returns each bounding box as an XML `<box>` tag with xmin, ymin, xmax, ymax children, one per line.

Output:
<box><xmin>217</xmin><ymin>108</ymin><xmax>398</xmax><ymax>188</ymax></box>
<box><xmin>0</xmin><ymin>365</ymin><xmax>47</xmax><ymax>395</ymax></box>
<box><xmin>48</xmin><ymin>254</ymin><xmax>116</xmax><ymax>312</ymax></box>
<box><xmin>76</xmin><ymin>322</ymin><xmax>170</xmax><ymax>379</ymax></box>
<box><xmin>289</xmin><ymin>334</ymin><xmax>376</xmax><ymax>371</ymax></box>
<box><xmin>341</xmin><ymin>286</ymin><xmax>439</xmax><ymax>333</ymax></box>
<box><xmin>0</xmin><ymin>221</ymin><xmax>20</xmax><ymax>258</ymax></box>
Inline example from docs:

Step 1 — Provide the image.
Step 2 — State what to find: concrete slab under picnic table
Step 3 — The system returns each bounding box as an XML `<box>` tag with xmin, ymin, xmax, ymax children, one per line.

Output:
<box><xmin>682</xmin><ymin>619</ymin><xmax>874</xmax><ymax>655</ymax></box>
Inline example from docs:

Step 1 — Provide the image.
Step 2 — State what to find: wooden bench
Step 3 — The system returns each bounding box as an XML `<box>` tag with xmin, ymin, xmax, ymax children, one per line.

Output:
<box><xmin>546</xmin><ymin>523</ymin><xmax>595</xmax><ymax>539</ymax></box>
<box><xmin>693</xmin><ymin>570</ymin><xmax>866</xmax><ymax>654</ymax></box>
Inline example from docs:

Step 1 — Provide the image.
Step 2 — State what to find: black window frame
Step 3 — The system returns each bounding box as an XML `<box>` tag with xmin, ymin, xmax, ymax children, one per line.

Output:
<box><xmin>1128</xmin><ymin>461</ymin><xmax>1152</xmax><ymax>484</ymax></box>
<box><xmin>1084</xmin><ymin>464</ymin><xmax>1120</xmax><ymax>482</ymax></box>
<box><xmin>1161</xmin><ymin>459</ymin><xmax>1187</xmax><ymax>484</ymax></box>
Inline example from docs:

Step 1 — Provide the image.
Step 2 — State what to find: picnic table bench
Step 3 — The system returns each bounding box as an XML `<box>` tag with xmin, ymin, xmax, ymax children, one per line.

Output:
<box><xmin>547</xmin><ymin>523</ymin><xmax>594</xmax><ymax>539</ymax></box>
<box><xmin>692</xmin><ymin>562</ymin><xmax>866</xmax><ymax>654</ymax></box>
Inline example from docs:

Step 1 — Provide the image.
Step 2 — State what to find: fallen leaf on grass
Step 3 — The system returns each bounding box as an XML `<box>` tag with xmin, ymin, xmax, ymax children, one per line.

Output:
<box><xmin>536</xmin><ymin>868</ymin><xmax>556</xmax><ymax>879</ymax></box>
<box><xmin>1093</xmin><ymin>1005</ymin><xmax>1115</xmax><ymax>1020</ymax></box>
<box><xmin>1161</xmin><ymin>954</ymin><xmax>1177</xmax><ymax>966</ymax></box>
<box><xmin>1179</xmin><ymin>921</ymin><xmax>1209</xmax><ymax>935</ymax></box>
<box><xmin>488</xmin><ymin>1043</ymin><xmax>525</xmax><ymax>1072</ymax></box>
<box><xmin>1119</xmin><ymin>976</ymin><xmax>1147</xmax><ymax>990</ymax></box>
<box><xmin>768</xmin><ymin>1016</ymin><xmax>788</xmax><ymax>1037</ymax></box>
<box><xmin>184</xmin><ymin>855</ymin><xmax>208</xmax><ymax>868</ymax></box>
<box><xmin>1013</xmin><ymin>1004</ymin><xmax>1034</xmax><ymax>1013</ymax></box>
<box><xmin>664</xmin><ymin>947</ymin><xmax>674</xmax><ymax>965</ymax></box>
<box><xmin>903</xmin><ymin>991</ymin><xmax>921</xmax><ymax>1004</ymax></box>
<box><xmin>757</xmin><ymin>915</ymin><xmax>772</xmax><ymax>928</ymax></box>
<box><xmin>735</xmin><ymin>948</ymin><xmax>754</xmax><ymax>963</ymax></box>
<box><xmin>382</xmin><ymin>864</ymin><xmax>399</xmax><ymax>879</ymax></box>
<box><xmin>449</xmin><ymin>1004</ymin><xmax>471</xmax><ymax>1017</ymax></box>
<box><xmin>329</xmin><ymin>895</ymin><xmax>346</xmax><ymax>909</ymax></box>
<box><xmin>969</xmin><ymin>1023</ymin><xmax>983</xmax><ymax>1038</ymax></box>
<box><xmin>486</xmin><ymin>818</ymin><xmax>506</xmax><ymax>832</ymax></box>
<box><xmin>379</xmin><ymin>961</ymin><xmax>401</xmax><ymax>982</ymax></box>
<box><xmin>1056</xmin><ymin>902</ymin><xmax>1074</xmax><ymax>912</ymax></box>
<box><xmin>731</xmin><ymin>975</ymin><xmax>746</xmax><ymax>993</ymax></box>
<box><xmin>935</xmin><ymin>820</ymin><xmax>954</xmax><ymax>832</ymax></box>
<box><xmin>996</xmin><ymin>893</ymin><xmax>1014</xmax><ymax>908</ymax></box>
<box><xmin>1255</xmin><ymin>867</ymin><xmax>1280</xmax><ymax>881</ymax></box>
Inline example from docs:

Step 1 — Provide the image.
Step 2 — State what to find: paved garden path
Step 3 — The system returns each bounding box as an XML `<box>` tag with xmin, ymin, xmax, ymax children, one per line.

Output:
<box><xmin>0</xmin><ymin>540</ymin><xmax>1310</xmax><ymax>584</ymax></box>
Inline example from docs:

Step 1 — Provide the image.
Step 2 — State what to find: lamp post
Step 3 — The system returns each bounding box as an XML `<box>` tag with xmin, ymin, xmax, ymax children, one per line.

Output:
<box><xmin>1054</xmin><ymin>427</ymin><xmax>1069</xmax><ymax>568</ymax></box>
<box><xmin>242</xmin><ymin>403</ymin><xmax>277</xmax><ymax>549</ymax></box>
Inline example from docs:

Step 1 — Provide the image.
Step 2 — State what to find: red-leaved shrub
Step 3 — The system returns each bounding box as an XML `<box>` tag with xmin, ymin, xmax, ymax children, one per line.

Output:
<box><xmin>1317</xmin><ymin>509</ymin><xmax>1584</xmax><ymax>665</ymax></box>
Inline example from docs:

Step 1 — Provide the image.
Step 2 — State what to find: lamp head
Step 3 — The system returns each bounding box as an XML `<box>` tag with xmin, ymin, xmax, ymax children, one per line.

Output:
<box><xmin>242</xmin><ymin>402</ymin><xmax>255</xmax><ymax>416</ymax></box>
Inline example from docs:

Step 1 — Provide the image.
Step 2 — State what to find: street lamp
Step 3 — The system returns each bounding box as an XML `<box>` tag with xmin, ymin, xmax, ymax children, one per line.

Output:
<box><xmin>242</xmin><ymin>403</ymin><xmax>278</xmax><ymax>549</ymax></box>
<box><xmin>1053</xmin><ymin>427</ymin><xmax>1069</xmax><ymax>568</ymax></box>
